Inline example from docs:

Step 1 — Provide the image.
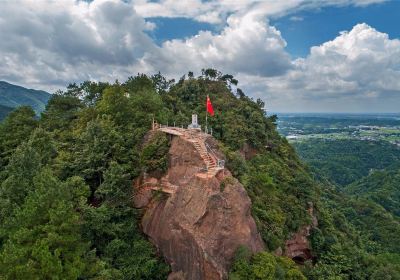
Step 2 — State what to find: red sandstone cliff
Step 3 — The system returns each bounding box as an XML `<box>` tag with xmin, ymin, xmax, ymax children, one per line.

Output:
<box><xmin>134</xmin><ymin>129</ymin><xmax>264</xmax><ymax>280</ymax></box>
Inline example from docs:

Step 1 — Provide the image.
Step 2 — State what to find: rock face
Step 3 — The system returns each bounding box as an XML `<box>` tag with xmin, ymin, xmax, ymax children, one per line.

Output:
<box><xmin>134</xmin><ymin>130</ymin><xmax>264</xmax><ymax>280</ymax></box>
<box><xmin>283</xmin><ymin>204</ymin><xmax>318</xmax><ymax>264</ymax></box>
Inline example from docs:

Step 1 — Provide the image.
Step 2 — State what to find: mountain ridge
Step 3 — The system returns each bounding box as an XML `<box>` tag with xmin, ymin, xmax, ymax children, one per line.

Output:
<box><xmin>0</xmin><ymin>81</ymin><xmax>51</xmax><ymax>115</ymax></box>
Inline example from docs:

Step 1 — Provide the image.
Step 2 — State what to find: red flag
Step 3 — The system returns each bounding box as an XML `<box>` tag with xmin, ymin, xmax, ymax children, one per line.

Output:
<box><xmin>206</xmin><ymin>95</ymin><xmax>214</xmax><ymax>116</ymax></box>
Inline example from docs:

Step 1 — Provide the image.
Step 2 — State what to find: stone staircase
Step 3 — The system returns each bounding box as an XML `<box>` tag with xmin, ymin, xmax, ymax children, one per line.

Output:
<box><xmin>183</xmin><ymin>133</ymin><xmax>221</xmax><ymax>177</ymax></box>
<box><xmin>156</xmin><ymin>126</ymin><xmax>223</xmax><ymax>178</ymax></box>
<box><xmin>192</xmin><ymin>140</ymin><xmax>216</xmax><ymax>168</ymax></box>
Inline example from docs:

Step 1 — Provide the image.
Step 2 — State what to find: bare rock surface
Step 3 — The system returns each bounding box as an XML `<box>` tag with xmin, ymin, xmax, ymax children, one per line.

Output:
<box><xmin>134</xmin><ymin>132</ymin><xmax>264</xmax><ymax>280</ymax></box>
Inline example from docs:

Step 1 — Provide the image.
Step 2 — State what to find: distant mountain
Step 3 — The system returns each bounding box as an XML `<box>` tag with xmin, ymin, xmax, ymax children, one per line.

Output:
<box><xmin>0</xmin><ymin>104</ymin><xmax>13</xmax><ymax>121</ymax></box>
<box><xmin>0</xmin><ymin>81</ymin><xmax>51</xmax><ymax>115</ymax></box>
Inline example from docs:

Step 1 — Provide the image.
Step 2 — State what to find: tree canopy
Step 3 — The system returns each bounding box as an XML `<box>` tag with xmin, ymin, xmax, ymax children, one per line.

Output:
<box><xmin>0</xmin><ymin>70</ymin><xmax>398</xmax><ymax>279</ymax></box>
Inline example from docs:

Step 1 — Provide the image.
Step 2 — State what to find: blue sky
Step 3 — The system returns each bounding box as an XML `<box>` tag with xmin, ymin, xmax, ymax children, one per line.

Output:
<box><xmin>147</xmin><ymin>1</ymin><xmax>400</xmax><ymax>58</ymax></box>
<box><xmin>0</xmin><ymin>0</ymin><xmax>399</xmax><ymax>112</ymax></box>
<box><xmin>271</xmin><ymin>1</ymin><xmax>400</xmax><ymax>58</ymax></box>
<box><xmin>147</xmin><ymin>17</ymin><xmax>217</xmax><ymax>45</ymax></box>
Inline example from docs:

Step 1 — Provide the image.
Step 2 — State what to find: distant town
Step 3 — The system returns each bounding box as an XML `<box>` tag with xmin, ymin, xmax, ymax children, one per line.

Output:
<box><xmin>277</xmin><ymin>114</ymin><xmax>400</xmax><ymax>147</ymax></box>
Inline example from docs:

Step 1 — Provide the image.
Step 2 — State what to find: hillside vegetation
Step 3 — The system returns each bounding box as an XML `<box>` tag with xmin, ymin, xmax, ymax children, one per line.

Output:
<box><xmin>345</xmin><ymin>163</ymin><xmax>400</xmax><ymax>217</ymax></box>
<box><xmin>0</xmin><ymin>81</ymin><xmax>50</xmax><ymax>115</ymax></box>
<box><xmin>0</xmin><ymin>71</ymin><xmax>399</xmax><ymax>279</ymax></box>
<box><xmin>293</xmin><ymin>139</ymin><xmax>400</xmax><ymax>186</ymax></box>
<box><xmin>0</xmin><ymin>104</ymin><xmax>13</xmax><ymax>121</ymax></box>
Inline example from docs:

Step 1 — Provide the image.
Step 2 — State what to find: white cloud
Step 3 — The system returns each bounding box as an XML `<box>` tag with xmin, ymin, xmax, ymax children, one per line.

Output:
<box><xmin>133</xmin><ymin>0</ymin><xmax>223</xmax><ymax>24</ymax></box>
<box><xmin>248</xmin><ymin>23</ymin><xmax>400</xmax><ymax>112</ymax></box>
<box><xmin>0</xmin><ymin>0</ymin><xmax>157</xmax><ymax>90</ymax></box>
<box><xmin>132</xmin><ymin>0</ymin><xmax>388</xmax><ymax>24</ymax></box>
<box><xmin>0</xmin><ymin>0</ymin><xmax>295</xmax><ymax>90</ymax></box>
<box><xmin>147</xmin><ymin>12</ymin><xmax>293</xmax><ymax>77</ymax></box>
<box><xmin>0</xmin><ymin>0</ymin><xmax>398</xmax><ymax>112</ymax></box>
<box><xmin>289</xmin><ymin>16</ymin><xmax>304</xmax><ymax>22</ymax></box>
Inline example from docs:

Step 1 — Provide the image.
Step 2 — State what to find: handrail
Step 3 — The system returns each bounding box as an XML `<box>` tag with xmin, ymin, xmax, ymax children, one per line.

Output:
<box><xmin>154</xmin><ymin>125</ymin><xmax>225</xmax><ymax>170</ymax></box>
<box><xmin>205</xmin><ymin>142</ymin><xmax>218</xmax><ymax>160</ymax></box>
<box><xmin>205</xmin><ymin>142</ymin><xmax>225</xmax><ymax>169</ymax></box>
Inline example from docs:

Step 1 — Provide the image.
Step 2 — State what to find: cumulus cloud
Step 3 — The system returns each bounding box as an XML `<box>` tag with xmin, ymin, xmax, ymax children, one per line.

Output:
<box><xmin>133</xmin><ymin>0</ymin><xmax>388</xmax><ymax>24</ymax></box>
<box><xmin>0</xmin><ymin>0</ymin><xmax>295</xmax><ymax>90</ymax></box>
<box><xmin>0</xmin><ymin>0</ymin><xmax>398</xmax><ymax>112</ymax></box>
<box><xmin>0</xmin><ymin>0</ymin><xmax>157</xmax><ymax>90</ymax></box>
<box><xmin>247</xmin><ymin>23</ymin><xmax>400</xmax><ymax>112</ymax></box>
<box><xmin>147</xmin><ymin>12</ymin><xmax>293</xmax><ymax>77</ymax></box>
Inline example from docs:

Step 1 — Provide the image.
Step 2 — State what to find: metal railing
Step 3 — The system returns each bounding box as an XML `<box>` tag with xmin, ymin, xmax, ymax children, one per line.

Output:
<box><xmin>205</xmin><ymin>142</ymin><xmax>225</xmax><ymax>168</ymax></box>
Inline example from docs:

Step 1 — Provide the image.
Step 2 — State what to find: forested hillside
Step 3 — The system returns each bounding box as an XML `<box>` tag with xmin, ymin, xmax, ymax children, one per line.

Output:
<box><xmin>346</xmin><ymin>163</ymin><xmax>400</xmax><ymax>217</ymax></box>
<box><xmin>293</xmin><ymin>139</ymin><xmax>400</xmax><ymax>186</ymax></box>
<box><xmin>290</xmin><ymin>127</ymin><xmax>400</xmax><ymax>279</ymax></box>
<box><xmin>0</xmin><ymin>104</ymin><xmax>13</xmax><ymax>121</ymax></box>
<box><xmin>0</xmin><ymin>71</ymin><xmax>399</xmax><ymax>279</ymax></box>
<box><xmin>0</xmin><ymin>81</ymin><xmax>50</xmax><ymax>115</ymax></box>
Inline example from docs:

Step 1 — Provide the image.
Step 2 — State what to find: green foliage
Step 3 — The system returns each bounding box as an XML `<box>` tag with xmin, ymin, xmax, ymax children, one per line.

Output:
<box><xmin>229</xmin><ymin>246</ymin><xmax>306</xmax><ymax>280</ymax></box>
<box><xmin>41</xmin><ymin>94</ymin><xmax>84</xmax><ymax>136</ymax></box>
<box><xmin>1</xmin><ymin>71</ymin><xmax>398</xmax><ymax>279</ymax></box>
<box><xmin>292</xmin><ymin>136</ymin><xmax>400</xmax><ymax>278</ymax></box>
<box><xmin>65</xmin><ymin>80</ymin><xmax>109</xmax><ymax>105</ymax></box>
<box><xmin>0</xmin><ymin>128</ymin><xmax>56</xmax><ymax>224</ymax></box>
<box><xmin>72</xmin><ymin>116</ymin><xmax>132</xmax><ymax>190</ymax></box>
<box><xmin>83</xmin><ymin>162</ymin><xmax>169</xmax><ymax>279</ymax></box>
<box><xmin>0</xmin><ymin>76</ymin><xmax>173</xmax><ymax>279</ymax></box>
<box><xmin>222</xmin><ymin>147</ymin><xmax>248</xmax><ymax>178</ymax></box>
<box><xmin>0</xmin><ymin>169</ymin><xmax>103</xmax><ymax>279</ymax></box>
<box><xmin>345</xmin><ymin>164</ymin><xmax>400</xmax><ymax>217</ymax></box>
<box><xmin>0</xmin><ymin>104</ymin><xmax>13</xmax><ymax>121</ymax></box>
<box><xmin>294</xmin><ymin>139</ymin><xmax>400</xmax><ymax>186</ymax></box>
<box><xmin>140</xmin><ymin>132</ymin><xmax>170</xmax><ymax>173</ymax></box>
<box><xmin>303</xmin><ymin>183</ymin><xmax>400</xmax><ymax>279</ymax></box>
<box><xmin>242</xmin><ymin>149</ymin><xmax>315</xmax><ymax>250</ymax></box>
<box><xmin>0</xmin><ymin>106</ymin><xmax>37</xmax><ymax>169</ymax></box>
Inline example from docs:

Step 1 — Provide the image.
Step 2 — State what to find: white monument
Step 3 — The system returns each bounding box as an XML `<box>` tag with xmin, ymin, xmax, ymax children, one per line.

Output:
<box><xmin>188</xmin><ymin>114</ymin><xmax>201</xmax><ymax>129</ymax></box>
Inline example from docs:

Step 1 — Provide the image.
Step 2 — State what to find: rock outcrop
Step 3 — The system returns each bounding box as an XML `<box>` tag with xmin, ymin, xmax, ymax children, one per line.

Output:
<box><xmin>134</xmin><ymin>129</ymin><xmax>264</xmax><ymax>280</ymax></box>
<box><xmin>281</xmin><ymin>204</ymin><xmax>318</xmax><ymax>264</ymax></box>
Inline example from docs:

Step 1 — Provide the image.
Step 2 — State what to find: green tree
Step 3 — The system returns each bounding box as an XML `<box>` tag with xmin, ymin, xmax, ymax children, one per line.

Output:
<box><xmin>140</xmin><ymin>132</ymin><xmax>170</xmax><ymax>173</ymax></box>
<box><xmin>0</xmin><ymin>169</ymin><xmax>103</xmax><ymax>279</ymax></box>
<box><xmin>0</xmin><ymin>106</ymin><xmax>37</xmax><ymax>169</ymax></box>
<box><xmin>41</xmin><ymin>94</ymin><xmax>83</xmax><ymax>136</ymax></box>
<box><xmin>83</xmin><ymin>162</ymin><xmax>170</xmax><ymax>279</ymax></box>
<box><xmin>229</xmin><ymin>248</ymin><xmax>305</xmax><ymax>280</ymax></box>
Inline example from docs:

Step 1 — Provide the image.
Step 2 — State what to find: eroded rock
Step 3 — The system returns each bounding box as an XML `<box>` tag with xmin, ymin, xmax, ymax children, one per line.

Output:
<box><xmin>134</xmin><ymin>132</ymin><xmax>264</xmax><ymax>280</ymax></box>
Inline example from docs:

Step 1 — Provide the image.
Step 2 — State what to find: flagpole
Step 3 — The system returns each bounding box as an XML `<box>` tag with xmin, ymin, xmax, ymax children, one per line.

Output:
<box><xmin>206</xmin><ymin>112</ymin><xmax>208</xmax><ymax>134</ymax></box>
<box><xmin>205</xmin><ymin>95</ymin><xmax>208</xmax><ymax>134</ymax></box>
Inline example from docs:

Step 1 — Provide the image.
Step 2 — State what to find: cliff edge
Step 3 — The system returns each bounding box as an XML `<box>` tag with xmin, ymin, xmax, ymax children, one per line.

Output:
<box><xmin>134</xmin><ymin>128</ymin><xmax>264</xmax><ymax>280</ymax></box>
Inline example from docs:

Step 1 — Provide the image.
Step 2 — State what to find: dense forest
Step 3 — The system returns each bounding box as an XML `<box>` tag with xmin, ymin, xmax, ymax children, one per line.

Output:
<box><xmin>345</xmin><ymin>162</ymin><xmax>400</xmax><ymax>217</ymax></box>
<box><xmin>293</xmin><ymin>139</ymin><xmax>400</xmax><ymax>186</ymax></box>
<box><xmin>0</xmin><ymin>104</ymin><xmax>13</xmax><ymax>121</ymax></box>
<box><xmin>0</xmin><ymin>70</ymin><xmax>399</xmax><ymax>279</ymax></box>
